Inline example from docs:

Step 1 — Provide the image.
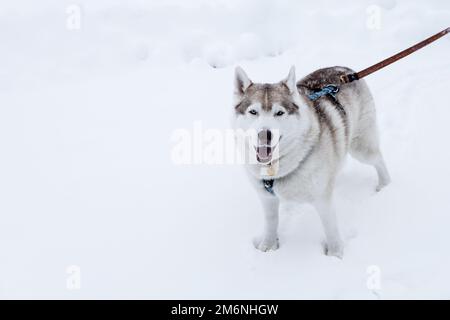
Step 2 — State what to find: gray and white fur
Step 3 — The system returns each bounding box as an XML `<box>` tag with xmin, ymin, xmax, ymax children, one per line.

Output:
<box><xmin>232</xmin><ymin>66</ymin><xmax>390</xmax><ymax>258</ymax></box>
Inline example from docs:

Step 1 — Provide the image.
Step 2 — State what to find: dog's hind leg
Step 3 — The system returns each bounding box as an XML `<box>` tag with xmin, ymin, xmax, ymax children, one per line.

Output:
<box><xmin>350</xmin><ymin>109</ymin><xmax>391</xmax><ymax>192</ymax></box>
<box><xmin>373</xmin><ymin>155</ymin><xmax>390</xmax><ymax>192</ymax></box>
<box><xmin>351</xmin><ymin>141</ymin><xmax>391</xmax><ymax>192</ymax></box>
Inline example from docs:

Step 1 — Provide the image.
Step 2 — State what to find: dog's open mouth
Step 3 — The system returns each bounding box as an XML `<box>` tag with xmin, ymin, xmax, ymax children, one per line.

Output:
<box><xmin>255</xmin><ymin>145</ymin><xmax>273</xmax><ymax>163</ymax></box>
<box><xmin>254</xmin><ymin>138</ymin><xmax>281</xmax><ymax>164</ymax></box>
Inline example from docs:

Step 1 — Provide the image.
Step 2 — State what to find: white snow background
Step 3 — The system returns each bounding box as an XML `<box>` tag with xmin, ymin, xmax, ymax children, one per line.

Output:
<box><xmin>0</xmin><ymin>0</ymin><xmax>450</xmax><ymax>299</ymax></box>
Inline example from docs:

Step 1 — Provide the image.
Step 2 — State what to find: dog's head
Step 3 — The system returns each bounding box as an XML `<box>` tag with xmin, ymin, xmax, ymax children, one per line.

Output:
<box><xmin>233</xmin><ymin>66</ymin><xmax>309</xmax><ymax>164</ymax></box>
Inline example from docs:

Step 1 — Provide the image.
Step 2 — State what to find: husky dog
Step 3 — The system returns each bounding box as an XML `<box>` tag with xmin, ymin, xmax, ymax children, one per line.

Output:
<box><xmin>233</xmin><ymin>66</ymin><xmax>390</xmax><ymax>258</ymax></box>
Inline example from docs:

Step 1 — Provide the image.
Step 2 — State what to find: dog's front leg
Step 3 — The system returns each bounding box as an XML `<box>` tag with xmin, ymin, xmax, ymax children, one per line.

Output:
<box><xmin>255</xmin><ymin>191</ymin><xmax>279</xmax><ymax>252</ymax></box>
<box><xmin>314</xmin><ymin>197</ymin><xmax>344</xmax><ymax>258</ymax></box>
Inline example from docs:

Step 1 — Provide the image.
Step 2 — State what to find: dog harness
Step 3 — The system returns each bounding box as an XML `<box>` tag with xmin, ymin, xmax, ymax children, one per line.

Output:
<box><xmin>307</xmin><ymin>84</ymin><xmax>339</xmax><ymax>101</ymax></box>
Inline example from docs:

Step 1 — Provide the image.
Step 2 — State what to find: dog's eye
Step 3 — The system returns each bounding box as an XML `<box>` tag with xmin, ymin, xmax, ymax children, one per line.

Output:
<box><xmin>248</xmin><ymin>109</ymin><xmax>258</xmax><ymax>115</ymax></box>
<box><xmin>275</xmin><ymin>110</ymin><xmax>285</xmax><ymax>117</ymax></box>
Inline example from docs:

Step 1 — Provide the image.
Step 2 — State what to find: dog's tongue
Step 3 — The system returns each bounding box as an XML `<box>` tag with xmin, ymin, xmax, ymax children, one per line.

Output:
<box><xmin>256</xmin><ymin>145</ymin><xmax>272</xmax><ymax>163</ymax></box>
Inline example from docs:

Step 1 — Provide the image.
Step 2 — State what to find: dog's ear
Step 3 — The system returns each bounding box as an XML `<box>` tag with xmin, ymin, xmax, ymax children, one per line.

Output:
<box><xmin>234</xmin><ymin>66</ymin><xmax>252</xmax><ymax>96</ymax></box>
<box><xmin>282</xmin><ymin>66</ymin><xmax>296</xmax><ymax>94</ymax></box>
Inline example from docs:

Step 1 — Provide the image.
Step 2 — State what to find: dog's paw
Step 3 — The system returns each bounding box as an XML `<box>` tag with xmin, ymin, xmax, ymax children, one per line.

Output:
<box><xmin>254</xmin><ymin>237</ymin><xmax>279</xmax><ymax>252</ymax></box>
<box><xmin>376</xmin><ymin>177</ymin><xmax>391</xmax><ymax>192</ymax></box>
<box><xmin>375</xmin><ymin>183</ymin><xmax>388</xmax><ymax>192</ymax></box>
<box><xmin>324</xmin><ymin>242</ymin><xmax>344</xmax><ymax>259</ymax></box>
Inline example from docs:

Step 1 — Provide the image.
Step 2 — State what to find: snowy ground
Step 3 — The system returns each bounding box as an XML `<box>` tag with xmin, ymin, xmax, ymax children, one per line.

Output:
<box><xmin>1</xmin><ymin>0</ymin><xmax>450</xmax><ymax>299</ymax></box>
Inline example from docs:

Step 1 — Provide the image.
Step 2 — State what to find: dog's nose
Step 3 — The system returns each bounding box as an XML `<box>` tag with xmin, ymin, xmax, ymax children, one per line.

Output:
<box><xmin>258</xmin><ymin>129</ymin><xmax>272</xmax><ymax>145</ymax></box>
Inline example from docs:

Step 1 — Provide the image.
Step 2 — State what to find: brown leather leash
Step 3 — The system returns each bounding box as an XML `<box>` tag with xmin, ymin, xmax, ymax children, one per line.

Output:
<box><xmin>340</xmin><ymin>27</ymin><xmax>450</xmax><ymax>84</ymax></box>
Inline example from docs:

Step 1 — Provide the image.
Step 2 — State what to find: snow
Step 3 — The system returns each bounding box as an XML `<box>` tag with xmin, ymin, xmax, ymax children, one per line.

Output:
<box><xmin>0</xmin><ymin>0</ymin><xmax>450</xmax><ymax>299</ymax></box>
